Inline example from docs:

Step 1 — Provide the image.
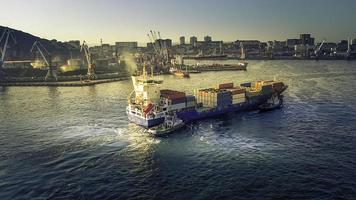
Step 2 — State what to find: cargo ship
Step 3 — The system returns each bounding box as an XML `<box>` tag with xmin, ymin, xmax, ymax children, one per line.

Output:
<box><xmin>183</xmin><ymin>54</ymin><xmax>228</xmax><ymax>60</ymax></box>
<box><xmin>126</xmin><ymin>66</ymin><xmax>287</xmax><ymax>127</ymax></box>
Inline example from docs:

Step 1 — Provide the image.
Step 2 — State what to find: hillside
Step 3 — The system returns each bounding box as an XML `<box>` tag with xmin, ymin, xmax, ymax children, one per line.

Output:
<box><xmin>0</xmin><ymin>26</ymin><xmax>75</xmax><ymax>61</ymax></box>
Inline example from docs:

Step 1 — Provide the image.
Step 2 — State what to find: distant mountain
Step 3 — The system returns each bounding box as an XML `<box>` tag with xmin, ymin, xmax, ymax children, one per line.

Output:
<box><xmin>0</xmin><ymin>26</ymin><xmax>77</xmax><ymax>61</ymax></box>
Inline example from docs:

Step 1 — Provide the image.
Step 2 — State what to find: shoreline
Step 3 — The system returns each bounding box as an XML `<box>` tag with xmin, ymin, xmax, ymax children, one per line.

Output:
<box><xmin>0</xmin><ymin>77</ymin><xmax>128</xmax><ymax>87</ymax></box>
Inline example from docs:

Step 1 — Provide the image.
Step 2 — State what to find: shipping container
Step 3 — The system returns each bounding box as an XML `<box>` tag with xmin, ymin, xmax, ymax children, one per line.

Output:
<box><xmin>218</xmin><ymin>83</ymin><xmax>234</xmax><ymax>89</ymax></box>
<box><xmin>232</xmin><ymin>97</ymin><xmax>245</xmax><ymax>104</ymax></box>
<box><xmin>262</xmin><ymin>85</ymin><xmax>273</xmax><ymax>93</ymax></box>
<box><xmin>160</xmin><ymin>89</ymin><xmax>186</xmax><ymax>99</ymax></box>
<box><xmin>241</xmin><ymin>82</ymin><xmax>252</xmax><ymax>87</ymax></box>
<box><xmin>186</xmin><ymin>95</ymin><xmax>196</xmax><ymax>102</ymax></box>
<box><xmin>169</xmin><ymin>102</ymin><xmax>186</xmax><ymax>110</ymax></box>
<box><xmin>229</xmin><ymin>88</ymin><xmax>246</xmax><ymax>95</ymax></box>
<box><xmin>169</xmin><ymin>97</ymin><xmax>186</xmax><ymax>105</ymax></box>
<box><xmin>186</xmin><ymin>101</ymin><xmax>197</xmax><ymax>108</ymax></box>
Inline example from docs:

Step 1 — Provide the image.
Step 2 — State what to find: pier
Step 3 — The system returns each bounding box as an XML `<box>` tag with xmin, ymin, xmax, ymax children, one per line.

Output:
<box><xmin>0</xmin><ymin>77</ymin><xmax>128</xmax><ymax>87</ymax></box>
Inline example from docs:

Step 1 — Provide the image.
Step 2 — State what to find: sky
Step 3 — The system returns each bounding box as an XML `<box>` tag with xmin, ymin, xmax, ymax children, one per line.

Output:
<box><xmin>1</xmin><ymin>0</ymin><xmax>356</xmax><ymax>45</ymax></box>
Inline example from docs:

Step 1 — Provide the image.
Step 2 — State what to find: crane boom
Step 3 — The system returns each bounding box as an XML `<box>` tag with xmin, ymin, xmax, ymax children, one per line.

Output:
<box><xmin>1</xmin><ymin>28</ymin><xmax>17</xmax><ymax>79</ymax></box>
<box><xmin>314</xmin><ymin>39</ymin><xmax>326</xmax><ymax>58</ymax></box>
<box><xmin>30</xmin><ymin>40</ymin><xmax>57</xmax><ymax>81</ymax></box>
<box><xmin>1</xmin><ymin>29</ymin><xmax>16</xmax><ymax>62</ymax></box>
<box><xmin>31</xmin><ymin>41</ymin><xmax>50</xmax><ymax>66</ymax></box>
<box><xmin>81</xmin><ymin>41</ymin><xmax>96</xmax><ymax>79</ymax></box>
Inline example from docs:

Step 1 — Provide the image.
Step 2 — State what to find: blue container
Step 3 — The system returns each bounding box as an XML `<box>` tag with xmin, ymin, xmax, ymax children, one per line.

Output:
<box><xmin>186</xmin><ymin>95</ymin><xmax>196</xmax><ymax>102</ymax></box>
<box><xmin>171</xmin><ymin>97</ymin><xmax>186</xmax><ymax>104</ymax></box>
<box><xmin>262</xmin><ymin>85</ymin><xmax>273</xmax><ymax>93</ymax></box>
<box><xmin>241</xmin><ymin>82</ymin><xmax>252</xmax><ymax>87</ymax></box>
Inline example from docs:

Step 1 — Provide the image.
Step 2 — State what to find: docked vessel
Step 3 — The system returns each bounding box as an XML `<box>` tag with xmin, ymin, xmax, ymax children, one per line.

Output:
<box><xmin>184</xmin><ymin>54</ymin><xmax>228</xmax><ymax>60</ymax></box>
<box><xmin>126</xmin><ymin>66</ymin><xmax>288</xmax><ymax>128</ymax></box>
<box><xmin>170</xmin><ymin>67</ymin><xmax>190</xmax><ymax>78</ymax></box>
<box><xmin>237</xmin><ymin>61</ymin><xmax>248</xmax><ymax>68</ymax></box>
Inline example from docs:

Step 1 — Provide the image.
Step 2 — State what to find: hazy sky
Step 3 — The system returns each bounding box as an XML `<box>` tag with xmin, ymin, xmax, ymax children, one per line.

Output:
<box><xmin>1</xmin><ymin>0</ymin><xmax>356</xmax><ymax>45</ymax></box>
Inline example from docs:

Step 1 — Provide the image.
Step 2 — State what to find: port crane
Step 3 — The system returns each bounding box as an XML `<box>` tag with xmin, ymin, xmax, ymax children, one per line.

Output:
<box><xmin>30</xmin><ymin>41</ymin><xmax>57</xmax><ymax>81</ymax></box>
<box><xmin>346</xmin><ymin>37</ymin><xmax>352</xmax><ymax>59</ymax></box>
<box><xmin>314</xmin><ymin>39</ymin><xmax>326</xmax><ymax>58</ymax></box>
<box><xmin>80</xmin><ymin>41</ymin><xmax>96</xmax><ymax>80</ymax></box>
<box><xmin>240</xmin><ymin>42</ymin><xmax>246</xmax><ymax>60</ymax></box>
<box><xmin>0</xmin><ymin>28</ymin><xmax>17</xmax><ymax>80</ymax></box>
<box><xmin>147</xmin><ymin>30</ymin><xmax>171</xmax><ymax>71</ymax></box>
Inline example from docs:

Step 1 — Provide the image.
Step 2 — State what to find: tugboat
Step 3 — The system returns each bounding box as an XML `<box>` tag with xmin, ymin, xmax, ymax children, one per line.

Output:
<box><xmin>147</xmin><ymin>113</ymin><xmax>185</xmax><ymax>137</ymax></box>
<box><xmin>174</xmin><ymin>70</ymin><xmax>190</xmax><ymax>78</ymax></box>
<box><xmin>170</xmin><ymin>66</ymin><xmax>190</xmax><ymax>78</ymax></box>
<box><xmin>259</xmin><ymin>94</ymin><xmax>284</xmax><ymax>112</ymax></box>
<box><xmin>237</xmin><ymin>61</ymin><xmax>248</xmax><ymax>69</ymax></box>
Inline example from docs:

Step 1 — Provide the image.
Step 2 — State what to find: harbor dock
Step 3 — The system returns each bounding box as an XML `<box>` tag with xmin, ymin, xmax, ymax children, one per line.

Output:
<box><xmin>0</xmin><ymin>77</ymin><xmax>128</xmax><ymax>87</ymax></box>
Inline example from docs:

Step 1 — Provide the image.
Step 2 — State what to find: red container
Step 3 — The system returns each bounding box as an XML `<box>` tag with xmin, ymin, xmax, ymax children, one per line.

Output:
<box><xmin>231</xmin><ymin>88</ymin><xmax>245</xmax><ymax>95</ymax></box>
<box><xmin>143</xmin><ymin>103</ymin><xmax>154</xmax><ymax>114</ymax></box>
<box><xmin>218</xmin><ymin>83</ymin><xmax>234</xmax><ymax>89</ymax></box>
<box><xmin>160</xmin><ymin>89</ymin><xmax>186</xmax><ymax>99</ymax></box>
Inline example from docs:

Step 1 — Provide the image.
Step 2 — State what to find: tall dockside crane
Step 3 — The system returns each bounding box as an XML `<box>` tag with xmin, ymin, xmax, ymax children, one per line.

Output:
<box><xmin>0</xmin><ymin>28</ymin><xmax>17</xmax><ymax>80</ymax></box>
<box><xmin>30</xmin><ymin>41</ymin><xmax>57</xmax><ymax>81</ymax></box>
<box><xmin>81</xmin><ymin>41</ymin><xmax>96</xmax><ymax>79</ymax></box>
<box><xmin>314</xmin><ymin>40</ymin><xmax>326</xmax><ymax>59</ymax></box>
<box><xmin>147</xmin><ymin>30</ymin><xmax>171</xmax><ymax>71</ymax></box>
<box><xmin>240</xmin><ymin>42</ymin><xmax>246</xmax><ymax>60</ymax></box>
<box><xmin>346</xmin><ymin>37</ymin><xmax>352</xmax><ymax>59</ymax></box>
<box><xmin>158</xmin><ymin>31</ymin><xmax>169</xmax><ymax>62</ymax></box>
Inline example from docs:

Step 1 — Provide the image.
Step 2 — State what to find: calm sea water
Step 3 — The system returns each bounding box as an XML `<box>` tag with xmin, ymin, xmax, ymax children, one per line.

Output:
<box><xmin>1</xmin><ymin>60</ymin><xmax>356</xmax><ymax>199</ymax></box>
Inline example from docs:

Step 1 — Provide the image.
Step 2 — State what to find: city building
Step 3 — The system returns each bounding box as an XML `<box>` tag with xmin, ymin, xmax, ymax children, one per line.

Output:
<box><xmin>337</xmin><ymin>40</ymin><xmax>348</xmax><ymax>52</ymax></box>
<box><xmin>273</xmin><ymin>40</ymin><xmax>287</xmax><ymax>49</ymax></box>
<box><xmin>115</xmin><ymin>42</ymin><xmax>138</xmax><ymax>50</ymax></box>
<box><xmin>65</xmin><ymin>40</ymin><xmax>81</xmax><ymax>49</ymax></box>
<box><xmin>204</xmin><ymin>36</ymin><xmax>212</xmax><ymax>43</ymax></box>
<box><xmin>237</xmin><ymin>40</ymin><xmax>261</xmax><ymax>50</ymax></box>
<box><xmin>190</xmin><ymin>36</ymin><xmax>198</xmax><ymax>47</ymax></box>
<box><xmin>156</xmin><ymin>39</ymin><xmax>172</xmax><ymax>48</ymax></box>
<box><xmin>180</xmin><ymin>36</ymin><xmax>185</xmax><ymax>45</ymax></box>
<box><xmin>352</xmin><ymin>39</ymin><xmax>356</xmax><ymax>45</ymax></box>
<box><xmin>286</xmin><ymin>39</ymin><xmax>301</xmax><ymax>47</ymax></box>
<box><xmin>300</xmin><ymin>34</ymin><xmax>315</xmax><ymax>46</ymax></box>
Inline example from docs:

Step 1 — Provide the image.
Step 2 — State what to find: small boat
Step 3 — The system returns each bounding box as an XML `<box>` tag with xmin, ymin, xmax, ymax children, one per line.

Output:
<box><xmin>259</xmin><ymin>94</ymin><xmax>283</xmax><ymax>112</ymax></box>
<box><xmin>147</xmin><ymin>114</ymin><xmax>185</xmax><ymax>137</ymax></box>
<box><xmin>174</xmin><ymin>70</ymin><xmax>190</xmax><ymax>78</ymax></box>
<box><xmin>237</xmin><ymin>61</ymin><xmax>248</xmax><ymax>69</ymax></box>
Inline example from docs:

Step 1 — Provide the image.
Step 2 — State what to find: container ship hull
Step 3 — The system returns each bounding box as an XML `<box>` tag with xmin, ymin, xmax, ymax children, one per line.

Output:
<box><xmin>126</xmin><ymin>111</ymin><xmax>165</xmax><ymax>127</ymax></box>
<box><xmin>176</xmin><ymin>94</ymin><xmax>270</xmax><ymax>122</ymax></box>
<box><xmin>126</xmin><ymin>67</ymin><xmax>287</xmax><ymax>128</ymax></box>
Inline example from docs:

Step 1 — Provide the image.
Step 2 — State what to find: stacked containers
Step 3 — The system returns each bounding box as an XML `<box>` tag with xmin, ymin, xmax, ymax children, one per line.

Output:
<box><xmin>160</xmin><ymin>89</ymin><xmax>186</xmax><ymax>110</ymax></box>
<box><xmin>228</xmin><ymin>87</ymin><xmax>246</xmax><ymax>104</ymax></box>
<box><xmin>186</xmin><ymin>95</ymin><xmax>197</xmax><ymax>108</ymax></box>
<box><xmin>218</xmin><ymin>83</ymin><xmax>234</xmax><ymax>89</ymax></box>
<box><xmin>195</xmin><ymin>88</ymin><xmax>232</xmax><ymax>108</ymax></box>
<box><xmin>240</xmin><ymin>82</ymin><xmax>252</xmax><ymax>88</ymax></box>
<box><xmin>216</xmin><ymin>91</ymin><xmax>232</xmax><ymax>107</ymax></box>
